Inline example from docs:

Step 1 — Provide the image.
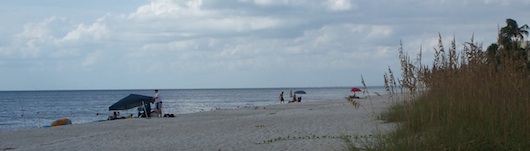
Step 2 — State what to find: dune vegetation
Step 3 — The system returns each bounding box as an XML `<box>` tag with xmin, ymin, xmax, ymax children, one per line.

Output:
<box><xmin>367</xmin><ymin>19</ymin><xmax>529</xmax><ymax>150</ymax></box>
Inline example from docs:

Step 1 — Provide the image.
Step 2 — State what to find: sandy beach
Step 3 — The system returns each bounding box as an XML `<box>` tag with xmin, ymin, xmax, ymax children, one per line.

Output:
<box><xmin>0</xmin><ymin>95</ymin><xmax>397</xmax><ymax>151</ymax></box>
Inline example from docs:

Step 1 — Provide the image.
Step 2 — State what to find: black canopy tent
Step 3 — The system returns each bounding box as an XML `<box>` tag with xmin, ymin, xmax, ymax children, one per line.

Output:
<box><xmin>109</xmin><ymin>94</ymin><xmax>154</xmax><ymax>110</ymax></box>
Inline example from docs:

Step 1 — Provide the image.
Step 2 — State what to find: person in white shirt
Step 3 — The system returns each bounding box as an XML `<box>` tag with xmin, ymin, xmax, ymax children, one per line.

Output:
<box><xmin>153</xmin><ymin>89</ymin><xmax>163</xmax><ymax>117</ymax></box>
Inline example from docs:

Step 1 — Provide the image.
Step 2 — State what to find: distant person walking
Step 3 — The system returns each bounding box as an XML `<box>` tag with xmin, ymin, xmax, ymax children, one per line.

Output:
<box><xmin>154</xmin><ymin>89</ymin><xmax>163</xmax><ymax>117</ymax></box>
<box><xmin>279</xmin><ymin>91</ymin><xmax>285</xmax><ymax>104</ymax></box>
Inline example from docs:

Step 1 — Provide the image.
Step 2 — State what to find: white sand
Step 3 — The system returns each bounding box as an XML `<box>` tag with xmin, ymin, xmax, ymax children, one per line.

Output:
<box><xmin>0</xmin><ymin>95</ymin><xmax>398</xmax><ymax>151</ymax></box>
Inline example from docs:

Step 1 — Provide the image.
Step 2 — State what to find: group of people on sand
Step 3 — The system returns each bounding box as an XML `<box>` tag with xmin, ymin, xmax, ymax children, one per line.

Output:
<box><xmin>279</xmin><ymin>91</ymin><xmax>302</xmax><ymax>104</ymax></box>
<box><xmin>109</xmin><ymin>111</ymin><xmax>135</xmax><ymax>120</ymax></box>
<box><xmin>138</xmin><ymin>89</ymin><xmax>164</xmax><ymax>118</ymax></box>
<box><xmin>111</xmin><ymin>89</ymin><xmax>163</xmax><ymax>120</ymax></box>
<box><xmin>108</xmin><ymin>111</ymin><xmax>124</xmax><ymax>120</ymax></box>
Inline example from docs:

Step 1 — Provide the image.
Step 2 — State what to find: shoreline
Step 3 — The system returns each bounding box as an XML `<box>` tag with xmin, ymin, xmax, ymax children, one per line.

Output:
<box><xmin>0</xmin><ymin>94</ymin><xmax>398</xmax><ymax>151</ymax></box>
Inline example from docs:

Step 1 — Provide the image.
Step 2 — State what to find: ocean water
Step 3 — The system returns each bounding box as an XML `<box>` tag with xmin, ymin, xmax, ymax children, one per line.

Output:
<box><xmin>0</xmin><ymin>87</ymin><xmax>386</xmax><ymax>131</ymax></box>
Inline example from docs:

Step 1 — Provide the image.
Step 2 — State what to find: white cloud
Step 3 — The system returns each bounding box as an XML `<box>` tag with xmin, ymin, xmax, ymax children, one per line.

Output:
<box><xmin>19</xmin><ymin>40</ymin><xmax>41</xmax><ymax>58</ymax></box>
<box><xmin>13</xmin><ymin>17</ymin><xmax>62</xmax><ymax>58</ymax></box>
<box><xmin>57</xmin><ymin>20</ymin><xmax>109</xmax><ymax>43</ymax></box>
<box><xmin>81</xmin><ymin>50</ymin><xmax>103</xmax><ymax>67</ymax></box>
<box><xmin>16</xmin><ymin>17</ymin><xmax>55</xmax><ymax>39</ymax></box>
<box><xmin>242</xmin><ymin>0</ymin><xmax>358</xmax><ymax>11</ymax></box>
<box><xmin>253</xmin><ymin>0</ymin><xmax>284</xmax><ymax>6</ymax></box>
<box><xmin>483</xmin><ymin>0</ymin><xmax>511</xmax><ymax>5</ymax></box>
<box><xmin>207</xmin><ymin>17</ymin><xmax>282</xmax><ymax>32</ymax></box>
<box><xmin>117</xmin><ymin>0</ymin><xmax>286</xmax><ymax>40</ymax></box>
<box><xmin>325</xmin><ymin>0</ymin><xmax>354</xmax><ymax>11</ymax></box>
<box><xmin>127</xmin><ymin>0</ymin><xmax>207</xmax><ymax>19</ymax></box>
<box><xmin>50</xmin><ymin>48</ymin><xmax>81</xmax><ymax>58</ymax></box>
<box><xmin>366</xmin><ymin>25</ymin><xmax>393</xmax><ymax>40</ymax></box>
<box><xmin>129</xmin><ymin>0</ymin><xmax>181</xmax><ymax>18</ymax></box>
<box><xmin>0</xmin><ymin>0</ymin><xmax>529</xmax><ymax>90</ymax></box>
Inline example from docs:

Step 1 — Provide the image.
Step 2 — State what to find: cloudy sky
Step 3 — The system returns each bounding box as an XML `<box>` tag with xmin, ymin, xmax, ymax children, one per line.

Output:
<box><xmin>0</xmin><ymin>0</ymin><xmax>529</xmax><ymax>90</ymax></box>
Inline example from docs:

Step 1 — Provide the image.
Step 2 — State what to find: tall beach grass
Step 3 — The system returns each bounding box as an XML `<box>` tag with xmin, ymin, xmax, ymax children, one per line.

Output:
<box><xmin>370</xmin><ymin>34</ymin><xmax>530</xmax><ymax>150</ymax></box>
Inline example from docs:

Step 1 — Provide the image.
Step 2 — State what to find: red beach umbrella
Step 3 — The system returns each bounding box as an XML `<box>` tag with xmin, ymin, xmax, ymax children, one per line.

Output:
<box><xmin>351</xmin><ymin>87</ymin><xmax>361</xmax><ymax>92</ymax></box>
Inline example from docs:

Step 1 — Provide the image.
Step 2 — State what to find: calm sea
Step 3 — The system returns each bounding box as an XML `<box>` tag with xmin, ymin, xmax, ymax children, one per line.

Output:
<box><xmin>0</xmin><ymin>87</ymin><xmax>386</xmax><ymax>131</ymax></box>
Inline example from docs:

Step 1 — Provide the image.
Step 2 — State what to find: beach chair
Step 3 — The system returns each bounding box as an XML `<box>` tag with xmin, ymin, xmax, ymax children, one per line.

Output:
<box><xmin>137</xmin><ymin>102</ymin><xmax>151</xmax><ymax>118</ymax></box>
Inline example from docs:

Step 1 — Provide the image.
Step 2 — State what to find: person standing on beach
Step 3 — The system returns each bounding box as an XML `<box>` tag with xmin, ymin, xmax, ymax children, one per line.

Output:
<box><xmin>279</xmin><ymin>91</ymin><xmax>285</xmax><ymax>104</ymax></box>
<box><xmin>154</xmin><ymin>89</ymin><xmax>163</xmax><ymax>117</ymax></box>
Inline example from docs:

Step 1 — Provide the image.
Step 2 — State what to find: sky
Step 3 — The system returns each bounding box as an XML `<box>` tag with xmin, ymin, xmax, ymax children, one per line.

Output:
<box><xmin>0</xmin><ymin>0</ymin><xmax>529</xmax><ymax>91</ymax></box>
